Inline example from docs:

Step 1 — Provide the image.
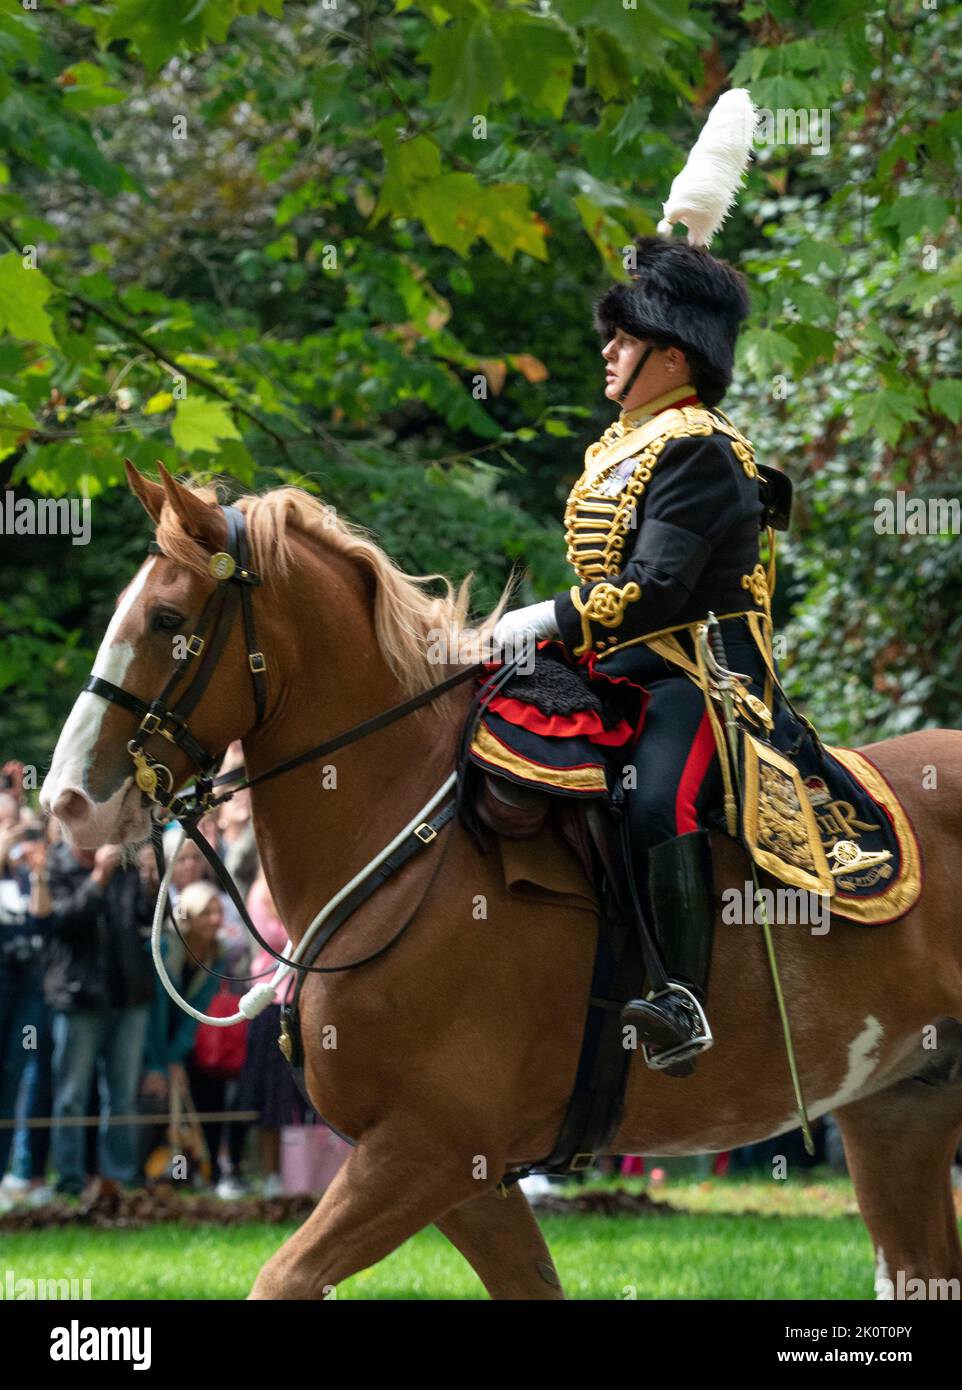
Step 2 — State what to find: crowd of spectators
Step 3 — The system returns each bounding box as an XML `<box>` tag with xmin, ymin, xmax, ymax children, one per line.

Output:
<box><xmin>4</xmin><ymin>753</ymin><xmax>958</xmax><ymax>1208</ymax></box>
<box><xmin>0</xmin><ymin>750</ymin><xmax>305</xmax><ymax>1208</ymax></box>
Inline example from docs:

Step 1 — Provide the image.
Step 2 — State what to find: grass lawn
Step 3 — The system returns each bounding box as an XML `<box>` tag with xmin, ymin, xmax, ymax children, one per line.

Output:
<box><xmin>0</xmin><ymin>1173</ymin><xmax>920</xmax><ymax>1300</ymax></box>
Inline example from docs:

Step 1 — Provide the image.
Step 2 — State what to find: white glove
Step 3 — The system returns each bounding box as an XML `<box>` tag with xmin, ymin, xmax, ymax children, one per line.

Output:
<box><xmin>491</xmin><ymin>600</ymin><xmax>559</xmax><ymax>655</ymax></box>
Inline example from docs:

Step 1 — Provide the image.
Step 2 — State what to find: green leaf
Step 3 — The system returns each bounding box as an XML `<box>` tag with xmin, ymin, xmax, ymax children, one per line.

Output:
<box><xmin>874</xmin><ymin>195</ymin><xmax>952</xmax><ymax>245</ymax></box>
<box><xmin>0</xmin><ymin>255</ymin><xmax>57</xmax><ymax>347</ymax></box>
<box><xmin>788</xmin><ymin>282</ymin><xmax>837</xmax><ymax>323</ymax></box>
<box><xmin>848</xmin><ymin>389</ymin><xmax>924</xmax><ymax>447</ymax></box>
<box><xmin>0</xmin><ymin>398</ymin><xmax>37</xmax><ymax>462</ymax></box>
<box><xmin>739</xmin><ymin>327</ymin><xmax>800</xmax><ymax>380</ymax></box>
<box><xmin>474</xmin><ymin>183</ymin><xmax>547</xmax><ymax>262</ymax></box>
<box><xmin>58</xmin><ymin>61</ymin><xmax>126</xmax><ymax>112</ymax></box>
<box><xmin>91</xmin><ymin>0</ymin><xmax>287</xmax><ymax>73</ymax></box>
<box><xmin>422</xmin><ymin>14</ymin><xmax>500</xmax><ymax>122</ymax></box>
<box><xmin>497</xmin><ymin>13</ymin><xmax>575</xmax><ymax>118</ymax></box>
<box><xmin>586</xmin><ymin>29</ymin><xmax>632</xmax><ymax>102</ymax></box>
<box><xmin>610</xmin><ymin>96</ymin><xmax>653</xmax><ymax>154</ymax></box>
<box><xmin>416</xmin><ymin>173</ymin><xmax>484</xmax><ymax>256</ymax></box>
<box><xmin>372</xmin><ymin>135</ymin><xmax>442</xmax><ymax>226</ymax></box>
<box><xmin>574</xmin><ymin>195</ymin><xmax>630</xmax><ymax>277</ymax></box>
<box><xmin>204</xmin><ymin>436</ymin><xmax>256</xmax><ymax>483</ymax></box>
<box><xmin>929</xmin><ymin>379</ymin><xmax>962</xmax><ymax>425</ymax></box>
<box><xmin>171</xmin><ymin>396</ymin><xmax>241</xmax><ymax>453</ymax></box>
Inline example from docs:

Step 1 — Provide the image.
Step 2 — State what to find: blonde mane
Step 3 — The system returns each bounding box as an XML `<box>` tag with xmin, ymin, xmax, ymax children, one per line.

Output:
<box><xmin>154</xmin><ymin>483</ymin><xmax>515</xmax><ymax>714</ymax></box>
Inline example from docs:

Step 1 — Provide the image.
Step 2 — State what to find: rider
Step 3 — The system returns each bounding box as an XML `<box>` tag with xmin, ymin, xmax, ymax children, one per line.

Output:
<box><xmin>493</xmin><ymin>230</ymin><xmax>780</xmax><ymax>1078</ymax></box>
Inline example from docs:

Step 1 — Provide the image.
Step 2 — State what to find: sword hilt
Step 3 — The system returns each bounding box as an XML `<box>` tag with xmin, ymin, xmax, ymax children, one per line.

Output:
<box><xmin>700</xmin><ymin>614</ymin><xmax>752</xmax><ymax>690</ymax></box>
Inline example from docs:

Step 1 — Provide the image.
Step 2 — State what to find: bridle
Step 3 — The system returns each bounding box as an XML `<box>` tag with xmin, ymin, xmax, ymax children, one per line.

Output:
<box><xmin>84</xmin><ymin>505</ymin><xmax>267</xmax><ymax>821</ymax></box>
<box><xmin>80</xmin><ymin>502</ymin><xmax>498</xmax><ymax>977</ymax></box>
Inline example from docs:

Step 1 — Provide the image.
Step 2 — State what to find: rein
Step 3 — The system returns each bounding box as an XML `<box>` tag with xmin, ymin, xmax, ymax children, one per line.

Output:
<box><xmin>81</xmin><ymin>502</ymin><xmax>488</xmax><ymax>981</ymax></box>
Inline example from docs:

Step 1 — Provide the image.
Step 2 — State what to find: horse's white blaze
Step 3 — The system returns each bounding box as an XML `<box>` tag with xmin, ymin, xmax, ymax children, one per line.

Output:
<box><xmin>41</xmin><ymin>558</ymin><xmax>154</xmax><ymax>812</ymax></box>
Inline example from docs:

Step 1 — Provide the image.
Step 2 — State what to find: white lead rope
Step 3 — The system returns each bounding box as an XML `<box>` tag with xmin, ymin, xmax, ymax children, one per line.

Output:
<box><xmin>151</xmin><ymin>771</ymin><xmax>458</xmax><ymax>1028</ymax></box>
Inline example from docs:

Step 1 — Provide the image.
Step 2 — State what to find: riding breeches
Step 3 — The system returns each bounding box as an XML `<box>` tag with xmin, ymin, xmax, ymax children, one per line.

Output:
<box><xmin>618</xmin><ymin>619</ymin><xmax>770</xmax><ymax>851</ymax></box>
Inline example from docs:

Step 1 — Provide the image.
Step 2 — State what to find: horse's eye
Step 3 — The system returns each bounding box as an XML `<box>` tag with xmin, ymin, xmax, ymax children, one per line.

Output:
<box><xmin>152</xmin><ymin>609</ymin><xmax>183</xmax><ymax>632</ymax></box>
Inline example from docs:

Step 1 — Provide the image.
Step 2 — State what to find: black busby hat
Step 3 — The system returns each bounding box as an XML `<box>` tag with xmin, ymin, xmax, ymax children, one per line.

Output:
<box><xmin>595</xmin><ymin>89</ymin><xmax>757</xmax><ymax>405</ymax></box>
<box><xmin>593</xmin><ymin>237</ymin><xmax>751</xmax><ymax>397</ymax></box>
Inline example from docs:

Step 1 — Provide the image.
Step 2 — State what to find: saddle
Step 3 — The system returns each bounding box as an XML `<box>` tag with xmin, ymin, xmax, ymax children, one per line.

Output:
<box><xmin>462</xmin><ymin>642</ymin><xmax>642</xmax><ymax>903</ymax></box>
<box><xmin>475</xmin><ymin>772</ymin><xmax>612</xmax><ymax>889</ymax></box>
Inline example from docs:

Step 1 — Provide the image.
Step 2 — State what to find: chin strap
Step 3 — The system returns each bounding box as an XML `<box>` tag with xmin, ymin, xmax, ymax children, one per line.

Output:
<box><xmin>617</xmin><ymin>343</ymin><xmax>654</xmax><ymax>406</ymax></box>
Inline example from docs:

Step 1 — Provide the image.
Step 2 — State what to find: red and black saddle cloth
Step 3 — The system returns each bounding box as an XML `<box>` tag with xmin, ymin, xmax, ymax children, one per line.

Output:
<box><xmin>468</xmin><ymin>638</ymin><xmax>648</xmax><ymax>799</ymax></box>
<box><xmin>468</xmin><ymin>640</ymin><xmax>923</xmax><ymax>927</ymax></box>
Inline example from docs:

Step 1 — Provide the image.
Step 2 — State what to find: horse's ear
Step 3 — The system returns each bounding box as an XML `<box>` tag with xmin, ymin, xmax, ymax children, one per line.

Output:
<box><xmin>155</xmin><ymin>460</ymin><xmax>226</xmax><ymax>550</ymax></box>
<box><xmin>124</xmin><ymin>459</ymin><xmax>165</xmax><ymax>525</ymax></box>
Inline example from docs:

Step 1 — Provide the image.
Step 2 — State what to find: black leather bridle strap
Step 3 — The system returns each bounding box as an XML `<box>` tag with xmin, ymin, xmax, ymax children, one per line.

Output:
<box><xmin>236</xmin><ymin>661</ymin><xmax>482</xmax><ymax>799</ymax></box>
<box><xmin>83</xmin><ymin>675</ymin><xmax>150</xmax><ymax>723</ymax></box>
<box><xmin>226</xmin><ymin>504</ymin><xmax>267</xmax><ymax>722</ymax></box>
<box><xmin>83</xmin><ymin>510</ymin><xmax>266</xmax><ymax>790</ymax></box>
<box><xmin>169</xmin><ymin>659</ymin><xmax>485</xmax><ymax>815</ymax></box>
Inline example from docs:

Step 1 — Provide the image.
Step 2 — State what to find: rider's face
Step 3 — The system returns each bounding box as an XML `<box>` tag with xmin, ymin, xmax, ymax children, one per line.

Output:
<box><xmin>602</xmin><ymin>329</ymin><xmax>648</xmax><ymax>402</ymax></box>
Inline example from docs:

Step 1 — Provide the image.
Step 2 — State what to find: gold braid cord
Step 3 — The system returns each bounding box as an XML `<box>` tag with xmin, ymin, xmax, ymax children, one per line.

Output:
<box><xmin>568</xmin><ymin>581</ymin><xmax>641</xmax><ymax>657</ymax></box>
<box><xmin>564</xmin><ymin>405</ymin><xmax>758</xmax><ymax>584</ymax></box>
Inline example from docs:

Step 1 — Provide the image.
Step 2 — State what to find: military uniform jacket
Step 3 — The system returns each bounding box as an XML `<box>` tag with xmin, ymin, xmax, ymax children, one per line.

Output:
<box><xmin>551</xmin><ymin>384</ymin><xmax>769</xmax><ymax>676</ymax></box>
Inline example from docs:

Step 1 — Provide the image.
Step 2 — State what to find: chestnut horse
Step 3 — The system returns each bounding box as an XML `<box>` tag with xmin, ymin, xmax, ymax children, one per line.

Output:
<box><xmin>42</xmin><ymin>464</ymin><xmax>962</xmax><ymax>1300</ymax></box>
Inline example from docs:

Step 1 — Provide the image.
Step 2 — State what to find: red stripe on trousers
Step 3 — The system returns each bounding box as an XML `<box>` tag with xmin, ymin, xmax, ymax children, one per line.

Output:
<box><xmin>673</xmin><ymin>710</ymin><xmax>717</xmax><ymax>834</ymax></box>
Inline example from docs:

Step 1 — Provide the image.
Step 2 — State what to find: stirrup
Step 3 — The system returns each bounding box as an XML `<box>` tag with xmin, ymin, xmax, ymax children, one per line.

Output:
<box><xmin>636</xmin><ymin>984</ymin><xmax>713</xmax><ymax>1072</ymax></box>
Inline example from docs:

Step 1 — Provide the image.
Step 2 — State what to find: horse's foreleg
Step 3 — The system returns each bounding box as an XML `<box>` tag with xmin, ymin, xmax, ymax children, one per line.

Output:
<box><xmin>434</xmin><ymin>1183</ymin><xmax>565</xmax><ymax>1300</ymax></box>
<box><xmin>247</xmin><ymin>1130</ymin><xmax>498</xmax><ymax>1300</ymax></box>
<box><xmin>835</xmin><ymin>1048</ymin><xmax>962</xmax><ymax>1298</ymax></box>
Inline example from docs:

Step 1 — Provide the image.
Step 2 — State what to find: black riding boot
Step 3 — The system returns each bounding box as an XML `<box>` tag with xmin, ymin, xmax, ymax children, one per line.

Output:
<box><xmin>621</xmin><ymin>829</ymin><xmax>715</xmax><ymax>1078</ymax></box>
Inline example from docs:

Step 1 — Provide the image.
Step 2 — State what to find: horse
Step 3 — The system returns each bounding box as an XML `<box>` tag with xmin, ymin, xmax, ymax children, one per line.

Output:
<box><xmin>40</xmin><ymin>462</ymin><xmax>962</xmax><ymax>1300</ymax></box>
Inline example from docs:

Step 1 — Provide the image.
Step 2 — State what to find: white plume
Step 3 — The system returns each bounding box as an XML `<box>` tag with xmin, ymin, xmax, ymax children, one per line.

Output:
<box><xmin>655</xmin><ymin>89</ymin><xmax>758</xmax><ymax>248</ymax></box>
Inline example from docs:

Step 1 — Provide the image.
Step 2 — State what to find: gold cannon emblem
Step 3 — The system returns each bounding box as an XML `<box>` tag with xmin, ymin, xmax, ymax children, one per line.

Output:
<box><xmin>208</xmin><ymin>552</ymin><xmax>236</xmax><ymax>580</ymax></box>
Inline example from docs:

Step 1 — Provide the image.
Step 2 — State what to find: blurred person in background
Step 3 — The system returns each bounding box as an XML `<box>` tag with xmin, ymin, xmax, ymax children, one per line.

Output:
<box><xmin>234</xmin><ymin>871</ymin><xmax>302</xmax><ymax>1198</ymax></box>
<box><xmin>44</xmin><ymin>841</ymin><xmax>154</xmax><ymax>1196</ymax></box>
<box><xmin>0</xmin><ymin>820</ymin><xmax>52</xmax><ymax>1205</ymax></box>
<box><xmin>217</xmin><ymin>789</ymin><xmax>258</xmax><ymax>905</ymax></box>
<box><xmin>141</xmin><ymin>880</ymin><xmax>231</xmax><ymax>1188</ymax></box>
<box><xmin>0</xmin><ymin>759</ymin><xmax>27</xmax><ymax>825</ymax></box>
<box><xmin>6</xmin><ymin>817</ymin><xmax>60</xmax><ymax>1202</ymax></box>
<box><xmin>162</xmin><ymin>831</ymin><xmax>251</xmax><ymax>978</ymax></box>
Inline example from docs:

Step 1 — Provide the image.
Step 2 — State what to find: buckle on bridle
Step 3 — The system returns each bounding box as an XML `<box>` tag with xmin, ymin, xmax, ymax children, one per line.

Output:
<box><xmin>414</xmin><ymin>822</ymin><xmax>437</xmax><ymax>843</ymax></box>
<box><xmin>248</xmin><ymin>651</ymin><xmax>266</xmax><ymax>674</ymax></box>
<box><xmin>139</xmin><ymin>711</ymin><xmax>162</xmax><ymax>736</ymax></box>
<box><xmin>186</xmin><ymin>634</ymin><xmax>204</xmax><ymax>656</ymax></box>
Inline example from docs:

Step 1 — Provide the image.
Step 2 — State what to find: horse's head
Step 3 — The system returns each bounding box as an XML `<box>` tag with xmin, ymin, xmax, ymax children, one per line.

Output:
<box><xmin>41</xmin><ymin>463</ymin><xmax>266</xmax><ymax>848</ymax></box>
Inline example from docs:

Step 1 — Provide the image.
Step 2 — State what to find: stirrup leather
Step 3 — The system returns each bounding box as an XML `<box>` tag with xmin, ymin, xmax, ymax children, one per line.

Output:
<box><xmin>637</xmin><ymin>984</ymin><xmax>713</xmax><ymax>1071</ymax></box>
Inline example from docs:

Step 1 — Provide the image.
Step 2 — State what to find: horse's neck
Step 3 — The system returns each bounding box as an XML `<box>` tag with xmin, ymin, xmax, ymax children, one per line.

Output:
<box><xmin>240</xmin><ymin>558</ymin><xmax>470</xmax><ymax>941</ymax></box>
